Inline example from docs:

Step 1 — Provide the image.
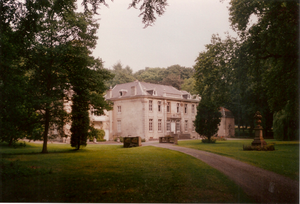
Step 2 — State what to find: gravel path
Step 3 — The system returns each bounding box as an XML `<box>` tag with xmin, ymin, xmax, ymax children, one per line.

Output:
<box><xmin>148</xmin><ymin>143</ymin><xmax>299</xmax><ymax>203</ymax></box>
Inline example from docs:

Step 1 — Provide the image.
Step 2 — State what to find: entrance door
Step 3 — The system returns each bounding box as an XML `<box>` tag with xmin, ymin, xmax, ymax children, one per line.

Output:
<box><xmin>171</xmin><ymin>121</ymin><xmax>176</xmax><ymax>133</ymax></box>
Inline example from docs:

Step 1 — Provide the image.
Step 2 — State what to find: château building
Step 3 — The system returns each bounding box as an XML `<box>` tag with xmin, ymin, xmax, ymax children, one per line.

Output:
<box><xmin>105</xmin><ymin>80</ymin><xmax>201</xmax><ymax>141</ymax></box>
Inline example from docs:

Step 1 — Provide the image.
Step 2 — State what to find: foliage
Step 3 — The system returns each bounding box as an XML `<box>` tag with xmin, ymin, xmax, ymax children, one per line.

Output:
<box><xmin>228</xmin><ymin>0</ymin><xmax>299</xmax><ymax>140</ymax></box>
<box><xmin>70</xmin><ymin>94</ymin><xmax>90</xmax><ymax>150</ymax></box>
<box><xmin>88</xmin><ymin>126</ymin><xmax>105</xmax><ymax>141</ymax></box>
<box><xmin>273</xmin><ymin>102</ymin><xmax>299</xmax><ymax>141</ymax></box>
<box><xmin>243</xmin><ymin>144</ymin><xmax>275</xmax><ymax>151</ymax></box>
<box><xmin>194</xmin><ymin>102</ymin><xmax>222</xmax><ymax>142</ymax></box>
<box><xmin>106</xmin><ymin>63</ymin><xmax>135</xmax><ymax>88</ymax></box>
<box><xmin>0</xmin><ymin>0</ymin><xmax>167</xmax><ymax>152</ymax></box>
<box><xmin>201</xmin><ymin>137</ymin><xmax>216</xmax><ymax>143</ymax></box>
<box><xmin>134</xmin><ymin>64</ymin><xmax>194</xmax><ymax>90</ymax></box>
<box><xmin>181</xmin><ymin>77</ymin><xmax>197</xmax><ymax>95</ymax></box>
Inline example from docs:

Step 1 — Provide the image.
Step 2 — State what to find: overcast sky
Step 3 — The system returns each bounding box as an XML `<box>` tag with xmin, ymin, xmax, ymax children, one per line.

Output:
<box><xmin>90</xmin><ymin>0</ymin><xmax>236</xmax><ymax>72</ymax></box>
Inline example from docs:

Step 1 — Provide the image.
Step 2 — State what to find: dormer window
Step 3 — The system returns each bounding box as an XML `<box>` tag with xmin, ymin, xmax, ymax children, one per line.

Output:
<box><xmin>182</xmin><ymin>94</ymin><xmax>190</xmax><ymax>99</ymax></box>
<box><xmin>119</xmin><ymin>89</ymin><xmax>128</xmax><ymax>97</ymax></box>
<box><xmin>146</xmin><ymin>89</ymin><xmax>156</xmax><ymax>96</ymax></box>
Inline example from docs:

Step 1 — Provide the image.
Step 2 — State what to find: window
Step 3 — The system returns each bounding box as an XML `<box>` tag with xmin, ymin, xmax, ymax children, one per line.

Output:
<box><xmin>149</xmin><ymin>100</ymin><xmax>153</xmax><ymax>111</ymax></box>
<box><xmin>158</xmin><ymin>101</ymin><xmax>161</xmax><ymax>112</ymax></box>
<box><xmin>117</xmin><ymin>106</ymin><xmax>121</xmax><ymax>113</ymax></box>
<box><xmin>177</xmin><ymin>103</ymin><xmax>180</xmax><ymax>113</ymax></box>
<box><xmin>167</xmin><ymin>102</ymin><xmax>170</xmax><ymax>113</ymax></box>
<box><xmin>117</xmin><ymin>120</ymin><xmax>121</xmax><ymax>132</ymax></box>
<box><xmin>185</xmin><ymin>120</ymin><xmax>188</xmax><ymax>132</ymax></box>
<box><xmin>184</xmin><ymin>104</ymin><xmax>188</xmax><ymax>114</ymax></box>
<box><xmin>176</xmin><ymin>120</ymin><xmax>180</xmax><ymax>132</ymax></box>
<box><xmin>192</xmin><ymin>104</ymin><xmax>195</xmax><ymax>114</ymax></box>
<box><xmin>158</xmin><ymin>119</ymin><xmax>162</xmax><ymax>132</ymax></box>
<box><xmin>167</xmin><ymin>120</ymin><xmax>171</xmax><ymax>132</ymax></box>
<box><xmin>149</xmin><ymin>119</ymin><xmax>153</xmax><ymax>132</ymax></box>
<box><xmin>119</xmin><ymin>91</ymin><xmax>122</xmax><ymax>96</ymax></box>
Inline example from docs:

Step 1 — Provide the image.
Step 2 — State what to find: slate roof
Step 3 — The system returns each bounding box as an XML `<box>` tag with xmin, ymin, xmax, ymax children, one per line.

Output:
<box><xmin>107</xmin><ymin>80</ymin><xmax>199</xmax><ymax>101</ymax></box>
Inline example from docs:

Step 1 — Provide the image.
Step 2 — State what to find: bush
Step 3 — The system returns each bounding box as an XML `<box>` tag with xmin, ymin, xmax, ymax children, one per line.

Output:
<box><xmin>88</xmin><ymin>127</ymin><xmax>105</xmax><ymax>141</ymax></box>
<box><xmin>243</xmin><ymin>144</ymin><xmax>275</xmax><ymax>151</ymax></box>
<box><xmin>201</xmin><ymin>137</ymin><xmax>216</xmax><ymax>143</ymax></box>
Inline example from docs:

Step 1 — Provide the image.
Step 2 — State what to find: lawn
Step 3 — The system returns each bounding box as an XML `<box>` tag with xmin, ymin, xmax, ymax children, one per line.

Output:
<box><xmin>0</xmin><ymin>142</ymin><xmax>253</xmax><ymax>203</ymax></box>
<box><xmin>178</xmin><ymin>139</ymin><xmax>299</xmax><ymax>180</ymax></box>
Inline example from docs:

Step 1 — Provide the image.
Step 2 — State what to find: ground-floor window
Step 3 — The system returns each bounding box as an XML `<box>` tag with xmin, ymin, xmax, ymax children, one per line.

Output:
<box><xmin>149</xmin><ymin>119</ymin><xmax>153</xmax><ymax>132</ymax></box>
<box><xmin>167</xmin><ymin>120</ymin><xmax>171</xmax><ymax>132</ymax></box>
<box><xmin>185</xmin><ymin>120</ymin><xmax>188</xmax><ymax>132</ymax></box>
<box><xmin>158</xmin><ymin>119</ymin><xmax>162</xmax><ymax>132</ymax></box>
<box><xmin>117</xmin><ymin>120</ymin><xmax>121</xmax><ymax>132</ymax></box>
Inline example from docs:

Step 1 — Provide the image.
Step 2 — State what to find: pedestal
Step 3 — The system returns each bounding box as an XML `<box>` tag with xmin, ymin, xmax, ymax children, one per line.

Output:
<box><xmin>252</xmin><ymin>126</ymin><xmax>267</xmax><ymax>146</ymax></box>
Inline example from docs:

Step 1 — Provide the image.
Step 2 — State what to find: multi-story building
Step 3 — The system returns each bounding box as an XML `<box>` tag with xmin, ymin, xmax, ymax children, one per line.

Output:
<box><xmin>105</xmin><ymin>80</ymin><xmax>201</xmax><ymax>141</ymax></box>
<box><xmin>53</xmin><ymin>81</ymin><xmax>234</xmax><ymax>143</ymax></box>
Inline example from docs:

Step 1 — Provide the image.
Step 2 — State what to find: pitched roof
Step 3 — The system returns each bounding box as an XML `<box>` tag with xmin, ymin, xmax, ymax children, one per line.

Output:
<box><xmin>107</xmin><ymin>80</ymin><xmax>199</xmax><ymax>101</ymax></box>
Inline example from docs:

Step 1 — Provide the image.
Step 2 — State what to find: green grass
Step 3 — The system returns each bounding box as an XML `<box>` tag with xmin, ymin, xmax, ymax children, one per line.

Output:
<box><xmin>0</xmin><ymin>142</ymin><xmax>253</xmax><ymax>203</ymax></box>
<box><xmin>178</xmin><ymin>139</ymin><xmax>299</xmax><ymax>180</ymax></box>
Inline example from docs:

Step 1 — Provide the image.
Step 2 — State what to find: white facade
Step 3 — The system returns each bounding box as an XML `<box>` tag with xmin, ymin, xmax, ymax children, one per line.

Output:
<box><xmin>105</xmin><ymin>81</ymin><xmax>201</xmax><ymax>141</ymax></box>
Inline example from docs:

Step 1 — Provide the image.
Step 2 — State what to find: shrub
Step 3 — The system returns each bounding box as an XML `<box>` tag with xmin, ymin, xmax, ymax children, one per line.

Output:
<box><xmin>88</xmin><ymin>127</ymin><xmax>105</xmax><ymax>141</ymax></box>
<box><xmin>243</xmin><ymin>144</ymin><xmax>275</xmax><ymax>151</ymax></box>
<box><xmin>201</xmin><ymin>137</ymin><xmax>216</xmax><ymax>143</ymax></box>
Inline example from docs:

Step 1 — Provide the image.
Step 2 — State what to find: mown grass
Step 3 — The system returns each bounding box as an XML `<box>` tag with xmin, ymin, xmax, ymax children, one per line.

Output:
<box><xmin>0</xmin><ymin>142</ymin><xmax>253</xmax><ymax>203</ymax></box>
<box><xmin>178</xmin><ymin>139</ymin><xmax>299</xmax><ymax>180</ymax></box>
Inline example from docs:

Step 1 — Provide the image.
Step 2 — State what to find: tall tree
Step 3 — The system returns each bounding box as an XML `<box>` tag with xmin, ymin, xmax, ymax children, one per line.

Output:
<box><xmin>229</xmin><ymin>0</ymin><xmax>299</xmax><ymax>140</ymax></box>
<box><xmin>0</xmin><ymin>0</ymin><xmax>42</xmax><ymax>145</ymax></box>
<box><xmin>194</xmin><ymin>101</ymin><xmax>221</xmax><ymax>143</ymax></box>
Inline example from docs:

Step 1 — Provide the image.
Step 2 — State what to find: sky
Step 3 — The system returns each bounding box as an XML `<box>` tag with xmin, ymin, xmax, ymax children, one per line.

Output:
<box><xmin>90</xmin><ymin>0</ymin><xmax>236</xmax><ymax>73</ymax></box>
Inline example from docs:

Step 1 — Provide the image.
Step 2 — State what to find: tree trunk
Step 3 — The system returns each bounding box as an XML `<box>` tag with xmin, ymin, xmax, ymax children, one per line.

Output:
<box><xmin>42</xmin><ymin>108</ymin><xmax>50</xmax><ymax>153</ymax></box>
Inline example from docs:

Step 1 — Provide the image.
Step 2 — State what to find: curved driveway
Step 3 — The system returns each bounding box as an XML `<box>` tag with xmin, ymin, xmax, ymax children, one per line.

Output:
<box><xmin>147</xmin><ymin>143</ymin><xmax>299</xmax><ymax>203</ymax></box>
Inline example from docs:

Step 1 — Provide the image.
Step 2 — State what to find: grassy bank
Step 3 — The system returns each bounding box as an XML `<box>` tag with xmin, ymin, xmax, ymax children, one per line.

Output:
<box><xmin>178</xmin><ymin>139</ymin><xmax>299</xmax><ymax>180</ymax></box>
<box><xmin>1</xmin><ymin>142</ymin><xmax>252</xmax><ymax>203</ymax></box>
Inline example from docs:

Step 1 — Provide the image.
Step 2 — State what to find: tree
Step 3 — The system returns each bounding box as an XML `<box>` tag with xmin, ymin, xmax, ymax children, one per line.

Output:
<box><xmin>194</xmin><ymin>34</ymin><xmax>235</xmax><ymax>106</ymax></box>
<box><xmin>194</xmin><ymin>101</ymin><xmax>221</xmax><ymax>142</ymax></box>
<box><xmin>134</xmin><ymin>67</ymin><xmax>164</xmax><ymax>84</ymax></box>
<box><xmin>0</xmin><ymin>0</ymin><xmax>167</xmax><ymax>147</ymax></box>
<box><xmin>229</xmin><ymin>0</ymin><xmax>299</xmax><ymax>140</ymax></box>
<box><xmin>0</xmin><ymin>0</ymin><xmax>43</xmax><ymax>145</ymax></box>
<box><xmin>181</xmin><ymin>77</ymin><xmax>197</xmax><ymax>95</ymax></box>
<box><xmin>106</xmin><ymin>63</ymin><xmax>135</xmax><ymax>88</ymax></box>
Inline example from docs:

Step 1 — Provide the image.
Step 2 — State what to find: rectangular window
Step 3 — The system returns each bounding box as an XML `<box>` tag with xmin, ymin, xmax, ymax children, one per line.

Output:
<box><xmin>158</xmin><ymin>101</ymin><xmax>161</xmax><ymax>112</ymax></box>
<box><xmin>185</xmin><ymin>120</ymin><xmax>188</xmax><ymax>132</ymax></box>
<box><xmin>158</xmin><ymin>119</ymin><xmax>162</xmax><ymax>132</ymax></box>
<box><xmin>149</xmin><ymin>119</ymin><xmax>153</xmax><ymax>132</ymax></box>
<box><xmin>184</xmin><ymin>104</ymin><xmax>188</xmax><ymax>114</ymax></box>
<box><xmin>177</xmin><ymin>103</ymin><xmax>180</xmax><ymax>113</ymax></box>
<box><xmin>149</xmin><ymin>100</ymin><xmax>153</xmax><ymax>111</ymax></box>
<box><xmin>192</xmin><ymin>104</ymin><xmax>195</xmax><ymax>114</ymax></box>
<box><xmin>167</xmin><ymin>120</ymin><xmax>171</xmax><ymax>132</ymax></box>
<box><xmin>117</xmin><ymin>120</ymin><xmax>121</xmax><ymax>132</ymax></box>
<box><xmin>117</xmin><ymin>106</ymin><xmax>121</xmax><ymax>113</ymax></box>
<box><xmin>176</xmin><ymin>120</ymin><xmax>180</xmax><ymax>132</ymax></box>
<box><xmin>167</xmin><ymin>102</ymin><xmax>170</xmax><ymax>113</ymax></box>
